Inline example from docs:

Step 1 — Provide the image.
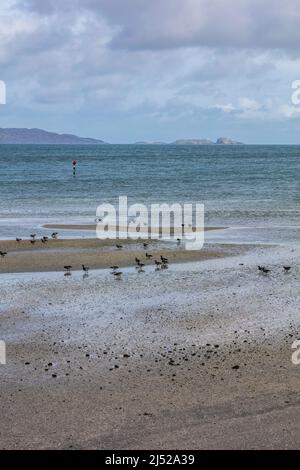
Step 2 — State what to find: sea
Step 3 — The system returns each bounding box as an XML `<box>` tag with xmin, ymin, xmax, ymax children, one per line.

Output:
<box><xmin>0</xmin><ymin>144</ymin><xmax>299</xmax><ymax>245</ymax></box>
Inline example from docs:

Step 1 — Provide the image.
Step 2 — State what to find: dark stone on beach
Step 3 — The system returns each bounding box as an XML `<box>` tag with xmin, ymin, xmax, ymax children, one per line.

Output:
<box><xmin>52</xmin><ymin>374</ymin><xmax>57</xmax><ymax>378</ymax></box>
<box><xmin>232</xmin><ymin>365</ymin><xmax>240</xmax><ymax>370</ymax></box>
<box><xmin>25</xmin><ymin>362</ymin><xmax>30</xmax><ymax>365</ymax></box>
<box><xmin>123</xmin><ymin>354</ymin><xmax>130</xmax><ymax>358</ymax></box>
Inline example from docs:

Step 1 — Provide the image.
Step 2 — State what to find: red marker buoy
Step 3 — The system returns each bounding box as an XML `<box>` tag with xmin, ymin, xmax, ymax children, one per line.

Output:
<box><xmin>72</xmin><ymin>160</ymin><xmax>77</xmax><ymax>176</ymax></box>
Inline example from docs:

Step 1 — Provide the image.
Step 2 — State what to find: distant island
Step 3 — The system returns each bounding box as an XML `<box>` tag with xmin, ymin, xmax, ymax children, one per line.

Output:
<box><xmin>0</xmin><ymin>128</ymin><xmax>106</xmax><ymax>145</ymax></box>
<box><xmin>134</xmin><ymin>137</ymin><xmax>243</xmax><ymax>145</ymax></box>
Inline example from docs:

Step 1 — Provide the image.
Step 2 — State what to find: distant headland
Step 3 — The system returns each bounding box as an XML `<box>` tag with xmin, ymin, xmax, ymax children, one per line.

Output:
<box><xmin>0</xmin><ymin>128</ymin><xmax>106</xmax><ymax>145</ymax></box>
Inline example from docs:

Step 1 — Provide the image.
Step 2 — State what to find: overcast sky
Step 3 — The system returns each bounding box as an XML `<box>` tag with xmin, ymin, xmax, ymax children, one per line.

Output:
<box><xmin>1</xmin><ymin>0</ymin><xmax>300</xmax><ymax>143</ymax></box>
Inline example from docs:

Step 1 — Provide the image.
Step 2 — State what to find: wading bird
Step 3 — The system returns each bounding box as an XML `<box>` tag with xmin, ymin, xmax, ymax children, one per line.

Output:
<box><xmin>113</xmin><ymin>271</ymin><xmax>123</xmax><ymax>279</ymax></box>
<box><xmin>262</xmin><ymin>268</ymin><xmax>270</xmax><ymax>275</ymax></box>
<box><xmin>82</xmin><ymin>264</ymin><xmax>89</xmax><ymax>274</ymax></box>
<box><xmin>64</xmin><ymin>265</ymin><xmax>72</xmax><ymax>276</ymax></box>
<box><xmin>257</xmin><ymin>266</ymin><xmax>265</xmax><ymax>272</ymax></box>
<box><xmin>110</xmin><ymin>265</ymin><xmax>119</xmax><ymax>271</ymax></box>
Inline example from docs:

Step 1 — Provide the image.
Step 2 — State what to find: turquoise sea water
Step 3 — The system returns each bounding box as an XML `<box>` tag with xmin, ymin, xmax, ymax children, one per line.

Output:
<box><xmin>0</xmin><ymin>144</ymin><xmax>299</xmax><ymax>244</ymax></box>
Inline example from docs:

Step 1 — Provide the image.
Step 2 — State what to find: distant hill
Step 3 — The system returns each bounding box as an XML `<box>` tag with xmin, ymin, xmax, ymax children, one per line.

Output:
<box><xmin>0</xmin><ymin>128</ymin><xmax>106</xmax><ymax>144</ymax></box>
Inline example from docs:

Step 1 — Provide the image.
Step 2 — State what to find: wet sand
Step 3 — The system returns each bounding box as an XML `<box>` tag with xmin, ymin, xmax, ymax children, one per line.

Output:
<box><xmin>0</xmin><ymin>237</ymin><xmax>237</xmax><ymax>274</ymax></box>
<box><xmin>0</xmin><ymin>243</ymin><xmax>300</xmax><ymax>449</ymax></box>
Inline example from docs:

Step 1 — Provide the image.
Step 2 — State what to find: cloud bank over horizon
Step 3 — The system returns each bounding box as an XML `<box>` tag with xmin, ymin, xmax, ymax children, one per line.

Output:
<box><xmin>1</xmin><ymin>0</ymin><xmax>300</xmax><ymax>143</ymax></box>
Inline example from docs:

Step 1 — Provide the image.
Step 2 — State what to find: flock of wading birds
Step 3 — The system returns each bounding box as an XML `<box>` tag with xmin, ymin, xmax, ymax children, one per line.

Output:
<box><xmin>0</xmin><ymin>232</ymin><xmax>172</xmax><ymax>279</ymax></box>
<box><xmin>0</xmin><ymin>233</ymin><xmax>293</xmax><ymax>278</ymax></box>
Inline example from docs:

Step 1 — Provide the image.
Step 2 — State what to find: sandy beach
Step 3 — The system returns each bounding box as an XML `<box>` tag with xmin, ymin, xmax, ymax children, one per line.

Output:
<box><xmin>1</xmin><ymin>241</ymin><xmax>300</xmax><ymax>449</ymax></box>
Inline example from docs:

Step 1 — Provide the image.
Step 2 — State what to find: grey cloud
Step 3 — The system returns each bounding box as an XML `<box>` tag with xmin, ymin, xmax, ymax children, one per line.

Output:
<box><xmin>20</xmin><ymin>0</ymin><xmax>300</xmax><ymax>51</ymax></box>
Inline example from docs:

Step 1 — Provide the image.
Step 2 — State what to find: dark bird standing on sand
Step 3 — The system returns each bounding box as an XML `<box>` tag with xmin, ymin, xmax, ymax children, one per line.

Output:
<box><xmin>64</xmin><ymin>265</ymin><xmax>72</xmax><ymax>276</ymax></box>
<box><xmin>154</xmin><ymin>260</ymin><xmax>162</xmax><ymax>267</ymax></box>
<box><xmin>160</xmin><ymin>255</ymin><xmax>168</xmax><ymax>264</ymax></box>
<box><xmin>113</xmin><ymin>271</ymin><xmax>123</xmax><ymax>279</ymax></box>
<box><xmin>116</xmin><ymin>244</ymin><xmax>123</xmax><ymax>250</ymax></box>
<box><xmin>16</xmin><ymin>238</ymin><xmax>22</xmax><ymax>242</ymax></box>
<box><xmin>0</xmin><ymin>251</ymin><xmax>7</xmax><ymax>258</ymax></box>
<box><xmin>30</xmin><ymin>234</ymin><xmax>36</xmax><ymax>239</ymax></box>
<box><xmin>283</xmin><ymin>266</ymin><xmax>291</xmax><ymax>272</ymax></box>
<box><xmin>110</xmin><ymin>265</ymin><xmax>119</xmax><ymax>271</ymax></box>
<box><xmin>258</xmin><ymin>265</ymin><xmax>270</xmax><ymax>275</ymax></box>
<box><xmin>262</xmin><ymin>268</ymin><xmax>271</xmax><ymax>275</ymax></box>
<box><xmin>146</xmin><ymin>253</ymin><xmax>153</xmax><ymax>259</ymax></box>
<box><xmin>143</xmin><ymin>243</ymin><xmax>148</xmax><ymax>249</ymax></box>
<box><xmin>82</xmin><ymin>264</ymin><xmax>89</xmax><ymax>274</ymax></box>
<box><xmin>51</xmin><ymin>232</ymin><xmax>58</xmax><ymax>239</ymax></box>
